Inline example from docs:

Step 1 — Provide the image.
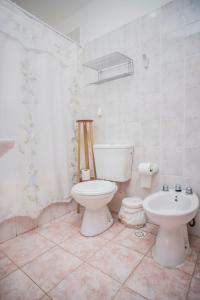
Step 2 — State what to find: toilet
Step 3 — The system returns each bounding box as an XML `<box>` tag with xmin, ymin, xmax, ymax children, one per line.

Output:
<box><xmin>71</xmin><ymin>144</ymin><xmax>133</xmax><ymax>236</ymax></box>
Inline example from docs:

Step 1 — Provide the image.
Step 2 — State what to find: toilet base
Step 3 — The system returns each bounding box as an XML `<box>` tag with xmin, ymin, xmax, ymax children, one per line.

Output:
<box><xmin>81</xmin><ymin>205</ymin><xmax>113</xmax><ymax>237</ymax></box>
<box><xmin>153</xmin><ymin>224</ymin><xmax>190</xmax><ymax>268</ymax></box>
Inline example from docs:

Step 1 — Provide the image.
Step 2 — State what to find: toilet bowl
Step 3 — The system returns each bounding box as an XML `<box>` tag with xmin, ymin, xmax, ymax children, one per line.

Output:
<box><xmin>143</xmin><ymin>189</ymin><xmax>199</xmax><ymax>267</ymax></box>
<box><xmin>71</xmin><ymin>180</ymin><xmax>117</xmax><ymax>236</ymax></box>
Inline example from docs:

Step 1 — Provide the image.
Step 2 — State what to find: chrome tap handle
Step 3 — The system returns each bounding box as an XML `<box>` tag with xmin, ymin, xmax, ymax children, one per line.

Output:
<box><xmin>185</xmin><ymin>186</ymin><xmax>193</xmax><ymax>194</ymax></box>
<box><xmin>162</xmin><ymin>184</ymin><xmax>169</xmax><ymax>191</ymax></box>
<box><xmin>175</xmin><ymin>184</ymin><xmax>182</xmax><ymax>192</ymax></box>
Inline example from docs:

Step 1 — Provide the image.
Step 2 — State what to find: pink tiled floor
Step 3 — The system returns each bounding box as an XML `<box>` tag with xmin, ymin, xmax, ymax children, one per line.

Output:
<box><xmin>0</xmin><ymin>209</ymin><xmax>200</xmax><ymax>300</ymax></box>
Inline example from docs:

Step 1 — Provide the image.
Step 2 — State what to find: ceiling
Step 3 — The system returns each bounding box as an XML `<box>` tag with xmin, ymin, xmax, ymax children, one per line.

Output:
<box><xmin>11</xmin><ymin>0</ymin><xmax>91</xmax><ymax>27</ymax></box>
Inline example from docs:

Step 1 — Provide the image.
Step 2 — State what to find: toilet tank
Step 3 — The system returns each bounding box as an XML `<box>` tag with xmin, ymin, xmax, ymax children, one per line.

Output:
<box><xmin>93</xmin><ymin>144</ymin><xmax>133</xmax><ymax>182</ymax></box>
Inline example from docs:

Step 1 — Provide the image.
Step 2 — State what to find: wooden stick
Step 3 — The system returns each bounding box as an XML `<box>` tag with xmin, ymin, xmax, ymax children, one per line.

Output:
<box><xmin>76</xmin><ymin>122</ymin><xmax>81</xmax><ymax>214</ymax></box>
<box><xmin>89</xmin><ymin>122</ymin><xmax>97</xmax><ymax>179</ymax></box>
<box><xmin>83</xmin><ymin>122</ymin><xmax>90</xmax><ymax>170</ymax></box>
<box><xmin>76</xmin><ymin>122</ymin><xmax>81</xmax><ymax>183</ymax></box>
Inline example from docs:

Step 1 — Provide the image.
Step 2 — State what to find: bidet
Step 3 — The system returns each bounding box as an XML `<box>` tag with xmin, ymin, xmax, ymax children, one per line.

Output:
<box><xmin>143</xmin><ymin>189</ymin><xmax>199</xmax><ymax>267</ymax></box>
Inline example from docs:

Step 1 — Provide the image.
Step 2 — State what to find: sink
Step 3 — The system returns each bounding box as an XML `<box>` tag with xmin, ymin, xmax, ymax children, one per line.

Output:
<box><xmin>0</xmin><ymin>139</ymin><xmax>15</xmax><ymax>157</ymax></box>
<box><xmin>143</xmin><ymin>189</ymin><xmax>199</xmax><ymax>267</ymax></box>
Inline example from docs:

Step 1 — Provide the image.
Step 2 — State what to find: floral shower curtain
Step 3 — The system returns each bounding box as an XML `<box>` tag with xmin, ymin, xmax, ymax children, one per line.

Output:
<box><xmin>0</xmin><ymin>0</ymin><xmax>79</xmax><ymax>222</ymax></box>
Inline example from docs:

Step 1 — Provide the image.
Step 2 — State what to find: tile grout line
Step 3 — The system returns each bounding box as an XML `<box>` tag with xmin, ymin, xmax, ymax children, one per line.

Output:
<box><xmin>45</xmin><ymin>261</ymin><xmax>86</xmax><ymax>297</ymax></box>
<box><xmin>19</xmin><ymin>256</ymin><xmax>85</xmax><ymax>299</ymax></box>
<box><xmin>185</xmin><ymin>251</ymin><xmax>200</xmax><ymax>300</ymax></box>
<box><xmin>112</xmin><ymin>251</ymin><xmax>149</xmax><ymax>300</ymax></box>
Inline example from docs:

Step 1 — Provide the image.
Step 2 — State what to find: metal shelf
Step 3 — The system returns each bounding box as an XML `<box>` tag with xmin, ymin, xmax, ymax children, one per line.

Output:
<box><xmin>83</xmin><ymin>52</ymin><xmax>133</xmax><ymax>84</ymax></box>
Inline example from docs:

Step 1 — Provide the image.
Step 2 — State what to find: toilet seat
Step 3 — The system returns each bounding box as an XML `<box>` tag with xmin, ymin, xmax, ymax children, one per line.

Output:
<box><xmin>72</xmin><ymin>180</ymin><xmax>117</xmax><ymax>196</ymax></box>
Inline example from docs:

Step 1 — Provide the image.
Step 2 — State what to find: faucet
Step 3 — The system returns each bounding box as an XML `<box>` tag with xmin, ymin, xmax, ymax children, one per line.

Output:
<box><xmin>162</xmin><ymin>184</ymin><xmax>169</xmax><ymax>191</ymax></box>
<box><xmin>175</xmin><ymin>184</ymin><xmax>182</xmax><ymax>192</ymax></box>
<box><xmin>185</xmin><ymin>186</ymin><xmax>193</xmax><ymax>195</ymax></box>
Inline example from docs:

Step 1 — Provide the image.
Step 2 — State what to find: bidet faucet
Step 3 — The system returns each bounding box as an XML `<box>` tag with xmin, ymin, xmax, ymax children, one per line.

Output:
<box><xmin>175</xmin><ymin>184</ymin><xmax>182</xmax><ymax>192</ymax></box>
<box><xmin>162</xmin><ymin>184</ymin><xmax>169</xmax><ymax>191</ymax></box>
<box><xmin>185</xmin><ymin>186</ymin><xmax>193</xmax><ymax>195</ymax></box>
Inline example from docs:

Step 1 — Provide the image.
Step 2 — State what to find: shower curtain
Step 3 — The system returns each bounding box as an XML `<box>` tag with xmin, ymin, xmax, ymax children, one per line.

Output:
<box><xmin>0</xmin><ymin>0</ymin><xmax>79</xmax><ymax>222</ymax></box>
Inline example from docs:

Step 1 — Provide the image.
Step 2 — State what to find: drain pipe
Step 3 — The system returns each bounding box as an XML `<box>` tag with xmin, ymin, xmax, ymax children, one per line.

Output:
<box><xmin>188</xmin><ymin>218</ymin><xmax>196</xmax><ymax>227</ymax></box>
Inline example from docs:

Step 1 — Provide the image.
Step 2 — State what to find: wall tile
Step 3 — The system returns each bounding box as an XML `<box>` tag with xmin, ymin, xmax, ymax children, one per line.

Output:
<box><xmin>124</xmin><ymin>20</ymin><xmax>139</xmax><ymax>50</ymax></box>
<box><xmin>141</xmin><ymin>37</ymin><xmax>160</xmax><ymax>58</ymax></box>
<box><xmin>161</xmin><ymin>118</ymin><xmax>184</xmax><ymax>147</ymax></box>
<box><xmin>184</xmin><ymin>23</ymin><xmax>200</xmax><ymax>57</ymax></box>
<box><xmin>185</xmin><ymin>54</ymin><xmax>200</xmax><ymax>88</ymax></box>
<box><xmin>139</xmin><ymin>9</ymin><xmax>161</xmax><ymax>42</ymax></box>
<box><xmin>126</xmin><ymin>122</ymin><xmax>141</xmax><ymax>146</ymax></box>
<box><xmin>185</xmin><ymin>117</ymin><xmax>200</xmax><ymax>148</ymax></box>
<box><xmin>161</xmin><ymin>60</ymin><xmax>184</xmax><ymax>93</ymax></box>
<box><xmin>141</xmin><ymin>147</ymin><xmax>160</xmax><ymax>164</ymax></box>
<box><xmin>132</xmin><ymin>146</ymin><xmax>143</xmax><ymax>171</ymax></box>
<box><xmin>183</xmin><ymin>0</ymin><xmax>200</xmax><ymax>24</ymax></box>
<box><xmin>161</xmin><ymin>88</ymin><xmax>184</xmax><ymax>119</ymax></box>
<box><xmin>140</xmin><ymin>93</ymin><xmax>160</xmax><ymax>121</ymax></box>
<box><xmin>141</xmin><ymin>120</ymin><xmax>160</xmax><ymax>147</ymax></box>
<box><xmin>161</xmin><ymin>0</ymin><xmax>186</xmax><ymax>34</ymax></box>
<box><xmin>160</xmin><ymin>147</ymin><xmax>183</xmax><ymax>175</ymax></box>
<box><xmin>123</xmin><ymin>95</ymin><xmax>141</xmax><ymax>122</ymax></box>
<box><xmin>184</xmin><ymin>147</ymin><xmax>200</xmax><ymax>178</ymax></box>
<box><xmin>161</xmin><ymin>32</ymin><xmax>185</xmax><ymax>63</ymax></box>
<box><xmin>185</xmin><ymin>85</ymin><xmax>200</xmax><ymax>117</ymax></box>
<box><xmin>139</xmin><ymin>55</ymin><xmax>160</xmax><ymax>93</ymax></box>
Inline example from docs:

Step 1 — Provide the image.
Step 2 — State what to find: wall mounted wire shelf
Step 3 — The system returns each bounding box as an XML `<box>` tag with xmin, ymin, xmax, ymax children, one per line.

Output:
<box><xmin>83</xmin><ymin>52</ymin><xmax>134</xmax><ymax>84</ymax></box>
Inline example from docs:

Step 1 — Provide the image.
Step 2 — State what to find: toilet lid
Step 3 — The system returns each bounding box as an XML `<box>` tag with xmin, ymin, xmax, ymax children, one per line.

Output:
<box><xmin>72</xmin><ymin>180</ymin><xmax>117</xmax><ymax>196</ymax></box>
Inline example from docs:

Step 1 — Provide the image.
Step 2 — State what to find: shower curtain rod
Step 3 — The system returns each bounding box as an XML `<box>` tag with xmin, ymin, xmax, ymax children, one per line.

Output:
<box><xmin>5</xmin><ymin>0</ymin><xmax>82</xmax><ymax>48</ymax></box>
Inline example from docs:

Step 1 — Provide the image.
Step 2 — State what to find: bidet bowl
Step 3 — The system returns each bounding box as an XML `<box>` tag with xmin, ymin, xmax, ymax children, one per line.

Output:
<box><xmin>143</xmin><ymin>189</ymin><xmax>199</xmax><ymax>267</ymax></box>
<box><xmin>143</xmin><ymin>190</ymin><xmax>199</xmax><ymax>228</ymax></box>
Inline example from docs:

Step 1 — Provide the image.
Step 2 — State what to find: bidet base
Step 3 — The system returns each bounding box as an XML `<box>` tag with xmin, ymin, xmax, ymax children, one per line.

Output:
<box><xmin>153</xmin><ymin>225</ymin><xmax>189</xmax><ymax>268</ymax></box>
<box><xmin>81</xmin><ymin>205</ymin><xmax>113</xmax><ymax>237</ymax></box>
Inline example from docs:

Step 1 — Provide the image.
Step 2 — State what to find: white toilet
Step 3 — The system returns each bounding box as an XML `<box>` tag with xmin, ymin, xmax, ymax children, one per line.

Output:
<box><xmin>71</xmin><ymin>144</ymin><xmax>133</xmax><ymax>236</ymax></box>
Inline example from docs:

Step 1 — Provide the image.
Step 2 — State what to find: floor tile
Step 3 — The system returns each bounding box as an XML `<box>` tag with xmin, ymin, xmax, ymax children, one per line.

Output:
<box><xmin>193</xmin><ymin>253</ymin><xmax>200</xmax><ymax>279</ymax></box>
<box><xmin>49</xmin><ymin>263</ymin><xmax>120</xmax><ymax>300</ymax></box>
<box><xmin>60</xmin><ymin>233</ymin><xmax>107</xmax><ymax>260</ymax></box>
<box><xmin>147</xmin><ymin>246</ymin><xmax>198</xmax><ymax>276</ymax></box>
<box><xmin>60</xmin><ymin>211</ymin><xmax>83</xmax><ymax>228</ymax></box>
<box><xmin>101</xmin><ymin>220</ymin><xmax>125</xmax><ymax>240</ymax></box>
<box><xmin>89</xmin><ymin>242</ymin><xmax>143</xmax><ymax>283</ymax></box>
<box><xmin>37</xmin><ymin>220</ymin><xmax>78</xmax><ymax>244</ymax></box>
<box><xmin>113</xmin><ymin>287</ymin><xmax>146</xmax><ymax>300</ymax></box>
<box><xmin>0</xmin><ymin>251</ymin><xmax>17</xmax><ymax>280</ymax></box>
<box><xmin>114</xmin><ymin>228</ymin><xmax>155</xmax><ymax>254</ymax></box>
<box><xmin>142</xmin><ymin>223</ymin><xmax>158</xmax><ymax>235</ymax></box>
<box><xmin>177</xmin><ymin>248</ymin><xmax>198</xmax><ymax>275</ymax></box>
<box><xmin>40</xmin><ymin>295</ymin><xmax>52</xmax><ymax>300</ymax></box>
<box><xmin>0</xmin><ymin>269</ymin><xmax>44</xmax><ymax>300</ymax></box>
<box><xmin>126</xmin><ymin>256</ymin><xmax>191</xmax><ymax>300</ymax></box>
<box><xmin>0</xmin><ymin>231</ymin><xmax>54</xmax><ymax>266</ymax></box>
<box><xmin>189</xmin><ymin>235</ymin><xmax>200</xmax><ymax>252</ymax></box>
<box><xmin>22</xmin><ymin>246</ymin><xmax>82</xmax><ymax>292</ymax></box>
<box><xmin>187</xmin><ymin>277</ymin><xmax>200</xmax><ymax>300</ymax></box>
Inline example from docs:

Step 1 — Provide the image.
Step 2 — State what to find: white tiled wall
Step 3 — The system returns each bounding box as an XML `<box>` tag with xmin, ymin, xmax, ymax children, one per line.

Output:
<box><xmin>77</xmin><ymin>0</ymin><xmax>200</xmax><ymax>234</ymax></box>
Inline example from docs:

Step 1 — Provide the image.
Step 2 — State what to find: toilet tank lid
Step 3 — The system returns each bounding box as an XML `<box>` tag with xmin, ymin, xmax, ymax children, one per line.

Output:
<box><xmin>94</xmin><ymin>144</ymin><xmax>134</xmax><ymax>149</ymax></box>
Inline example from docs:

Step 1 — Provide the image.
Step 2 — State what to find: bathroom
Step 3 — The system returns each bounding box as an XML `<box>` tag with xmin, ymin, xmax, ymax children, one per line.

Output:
<box><xmin>0</xmin><ymin>0</ymin><xmax>200</xmax><ymax>299</ymax></box>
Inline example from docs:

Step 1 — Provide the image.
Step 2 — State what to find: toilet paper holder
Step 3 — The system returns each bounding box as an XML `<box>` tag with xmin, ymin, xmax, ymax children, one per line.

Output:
<box><xmin>138</xmin><ymin>163</ymin><xmax>158</xmax><ymax>189</ymax></box>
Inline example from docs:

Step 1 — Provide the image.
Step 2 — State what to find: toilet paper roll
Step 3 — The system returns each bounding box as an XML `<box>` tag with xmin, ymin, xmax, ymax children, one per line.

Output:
<box><xmin>81</xmin><ymin>169</ymin><xmax>90</xmax><ymax>181</ymax></box>
<box><xmin>138</xmin><ymin>163</ymin><xmax>153</xmax><ymax>174</ymax></box>
<box><xmin>138</xmin><ymin>163</ymin><xmax>158</xmax><ymax>189</ymax></box>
